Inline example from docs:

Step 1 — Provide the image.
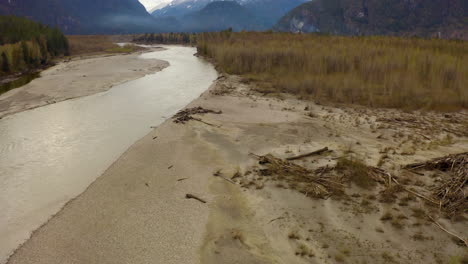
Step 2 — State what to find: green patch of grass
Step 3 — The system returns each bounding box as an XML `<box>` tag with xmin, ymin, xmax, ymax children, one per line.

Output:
<box><xmin>449</xmin><ymin>255</ymin><xmax>468</xmax><ymax>264</ymax></box>
<box><xmin>105</xmin><ymin>44</ymin><xmax>141</xmax><ymax>53</ymax></box>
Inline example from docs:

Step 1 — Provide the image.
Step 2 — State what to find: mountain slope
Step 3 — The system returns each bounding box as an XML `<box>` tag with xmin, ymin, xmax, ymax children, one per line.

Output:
<box><xmin>274</xmin><ymin>0</ymin><xmax>467</xmax><ymax>39</ymax></box>
<box><xmin>152</xmin><ymin>0</ymin><xmax>215</xmax><ymax>19</ymax></box>
<box><xmin>0</xmin><ymin>0</ymin><xmax>159</xmax><ymax>34</ymax></box>
<box><xmin>152</xmin><ymin>0</ymin><xmax>307</xmax><ymax>30</ymax></box>
<box><xmin>242</xmin><ymin>0</ymin><xmax>308</xmax><ymax>28</ymax></box>
<box><xmin>182</xmin><ymin>1</ymin><xmax>260</xmax><ymax>32</ymax></box>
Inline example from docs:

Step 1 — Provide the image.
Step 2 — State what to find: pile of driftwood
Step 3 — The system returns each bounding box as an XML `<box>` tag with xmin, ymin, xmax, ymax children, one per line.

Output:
<box><xmin>252</xmin><ymin>153</ymin><xmax>343</xmax><ymax>199</ymax></box>
<box><xmin>404</xmin><ymin>152</ymin><xmax>467</xmax><ymax>217</ymax></box>
<box><xmin>172</xmin><ymin>106</ymin><xmax>222</xmax><ymax>125</ymax></box>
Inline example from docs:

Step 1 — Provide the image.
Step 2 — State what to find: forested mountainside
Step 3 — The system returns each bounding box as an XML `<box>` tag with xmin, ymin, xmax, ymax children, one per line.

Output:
<box><xmin>152</xmin><ymin>0</ymin><xmax>307</xmax><ymax>31</ymax></box>
<box><xmin>0</xmin><ymin>0</ymin><xmax>158</xmax><ymax>34</ymax></box>
<box><xmin>0</xmin><ymin>16</ymin><xmax>68</xmax><ymax>76</ymax></box>
<box><xmin>275</xmin><ymin>0</ymin><xmax>467</xmax><ymax>39</ymax></box>
<box><xmin>182</xmin><ymin>1</ymin><xmax>261</xmax><ymax>32</ymax></box>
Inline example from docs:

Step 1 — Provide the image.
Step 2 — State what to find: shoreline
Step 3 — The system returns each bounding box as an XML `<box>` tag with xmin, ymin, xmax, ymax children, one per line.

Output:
<box><xmin>0</xmin><ymin>47</ymin><xmax>168</xmax><ymax>120</ymax></box>
<box><xmin>7</xmin><ymin>71</ymin><xmax>468</xmax><ymax>263</ymax></box>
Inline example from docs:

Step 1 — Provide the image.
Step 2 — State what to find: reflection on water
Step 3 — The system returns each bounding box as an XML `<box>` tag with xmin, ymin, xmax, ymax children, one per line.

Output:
<box><xmin>0</xmin><ymin>46</ymin><xmax>217</xmax><ymax>263</ymax></box>
<box><xmin>0</xmin><ymin>72</ymin><xmax>40</xmax><ymax>96</ymax></box>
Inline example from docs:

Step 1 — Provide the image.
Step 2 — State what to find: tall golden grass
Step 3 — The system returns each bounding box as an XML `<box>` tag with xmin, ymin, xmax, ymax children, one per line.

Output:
<box><xmin>197</xmin><ymin>32</ymin><xmax>467</xmax><ymax>110</ymax></box>
<box><xmin>67</xmin><ymin>35</ymin><xmax>142</xmax><ymax>56</ymax></box>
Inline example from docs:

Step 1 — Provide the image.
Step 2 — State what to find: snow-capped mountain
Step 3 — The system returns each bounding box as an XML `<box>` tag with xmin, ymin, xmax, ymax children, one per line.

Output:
<box><xmin>139</xmin><ymin>0</ymin><xmax>172</xmax><ymax>12</ymax></box>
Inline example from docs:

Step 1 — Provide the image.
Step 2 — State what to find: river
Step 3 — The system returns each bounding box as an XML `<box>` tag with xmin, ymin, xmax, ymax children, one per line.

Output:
<box><xmin>0</xmin><ymin>46</ymin><xmax>217</xmax><ymax>263</ymax></box>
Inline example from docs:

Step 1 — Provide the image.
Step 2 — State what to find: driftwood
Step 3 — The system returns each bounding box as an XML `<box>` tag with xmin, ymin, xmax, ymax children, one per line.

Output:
<box><xmin>185</xmin><ymin>193</ymin><xmax>206</xmax><ymax>203</ymax></box>
<box><xmin>404</xmin><ymin>152</ymin><xmax>467</xmax><ymax>216</ymax></box>
<box><xmin>268</xmin><ymin>216</ymin><xmax>285</xmax><ymax>224</ymax></box>
<box><xmin>192</xmin><ymin>117</ymin><xmax>220</xmax><ymax>127</ymax></box>
<box><xmin>286</xmin><ymin>147</ymin><xmax>330</xmax><ymax>160</ymax></box>
<box><xmin>251</xmin><ymin>153</ymin><xmax>344</xmax><ymax>198</ymax></box>
<box><xmin>427</xmin><ymin>215</ymin><xmax>468</xmax><ymax>248</ymax></box>
<box><xmin>213</xmin><ymin>170</ymin><xmax>236</xmax><ymax>184</ymax></box>
<box><xmin>173</xmin><ymin>106</ymin><xmax>222</xmax><ymax>125</ymax></box>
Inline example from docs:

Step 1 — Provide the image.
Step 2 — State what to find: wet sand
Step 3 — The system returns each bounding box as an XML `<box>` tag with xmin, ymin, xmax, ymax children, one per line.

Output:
<box><xmin>6</xmin><ymin>74</ymin><xmax>468</xmax><ymax>263</ymax></box>
<box><xmin>0</xmin><ymin>48</ymin><xmax>168</xmax><ymax>119</ymax></box>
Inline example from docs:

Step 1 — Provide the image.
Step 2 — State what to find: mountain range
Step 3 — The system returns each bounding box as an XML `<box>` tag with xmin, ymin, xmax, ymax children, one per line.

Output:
<box><xmin>0</xmin><ymin>0</ymin><xmax>306</xmax><ymax>34</ymax></box>
<box><xmin>0</xmin><ymin>0</ymin><xmax>466</xmax><ymax>38</ymax></box>
<box><xmin>274</xmin><ymin>0</ymin><xmax>467</xmax><ymax>39</ymax></box>
<box><xmin>0</xmin><ymin>0</ymin><xmax>158</xmax><ymax>34</ymax></box>
<box><xmin>182</xmin><ymin>1</ymin><xmax>261</xmax><ymax>32</ymax></box>
<box><xmin>152</xmin><ymin>0</ymin><xmax>308</xmax><ymax>29</ymax></box>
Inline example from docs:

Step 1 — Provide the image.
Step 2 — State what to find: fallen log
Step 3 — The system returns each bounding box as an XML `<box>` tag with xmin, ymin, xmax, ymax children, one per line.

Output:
<box><xmin>185</xmin><ymin>193</ymin><xmax>206</xmax><ymax>203</ymax></box>
<box><xmin>286</xmin><ymin>147</ymin><xmax>330</xmax><ymax>161</ymax></box>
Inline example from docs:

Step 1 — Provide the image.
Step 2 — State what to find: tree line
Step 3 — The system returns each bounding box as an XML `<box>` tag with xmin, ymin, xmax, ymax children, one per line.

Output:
<box><xmin>133</xmin><ymin>33</ymin><xmax>197</xmax><ymax>45</ymax></box>
<box><xmin>0</xmin><ymin>15</ymin><xmax>69</xmax><ymax>76</ymax></box>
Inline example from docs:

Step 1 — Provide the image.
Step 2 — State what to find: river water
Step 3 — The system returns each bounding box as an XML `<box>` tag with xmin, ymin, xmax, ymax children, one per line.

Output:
<box><xmin>0</xmin><ymin>46</ymin><xmax>217</xmax><ymax>263</ymax></box>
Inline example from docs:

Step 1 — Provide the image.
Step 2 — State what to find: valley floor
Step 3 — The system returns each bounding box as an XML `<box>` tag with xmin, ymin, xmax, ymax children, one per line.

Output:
<box><xmin>7</xmin><ymin>73</ymin><xmax>468</xmax><ymax>263</ymax></box>
<box><xmin>0</xmin><ymin>47</ymin><xmax>168</xmax><ymax>119</ymax></box>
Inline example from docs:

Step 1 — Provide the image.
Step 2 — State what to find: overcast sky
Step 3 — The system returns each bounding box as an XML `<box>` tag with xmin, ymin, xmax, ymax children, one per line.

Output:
<box><xmin>139</xmin><ymin>0</ymin><xmax>172</xmax><ymax>11</ymax></box>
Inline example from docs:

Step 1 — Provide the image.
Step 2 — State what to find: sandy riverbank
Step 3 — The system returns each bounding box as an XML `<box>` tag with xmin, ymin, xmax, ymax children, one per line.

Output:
<box><xmin>8</xmin><ymin>74</ymin><xmax>468</xmax><ymax>263</ymax></box>
<box><xmin>0</xmin><ymin>48</ymin><xmax>168</xmax><ymax>119</ymax></box>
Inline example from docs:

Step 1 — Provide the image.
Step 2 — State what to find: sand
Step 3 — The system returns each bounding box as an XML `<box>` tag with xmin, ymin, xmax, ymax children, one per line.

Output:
<box><xmin>7</xmin><ymin>73</ymin><xmax>468</xmax><ymax>263</ymax></box>
<box><xmin>0</xmin><ymin>48</ymin><xmax>169</xmax><ymax>119</ymax></box>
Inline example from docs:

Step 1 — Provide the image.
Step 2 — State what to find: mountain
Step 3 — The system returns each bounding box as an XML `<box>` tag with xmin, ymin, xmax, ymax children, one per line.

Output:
<box><xmin>152</xmin><ymin>0</ymin><xmax>307</xmax><ymax>30</ymax></box>
<box><xmin>274</xmin><ymin>0</ymin><xmax>467</xmax><ymax>39</ymax></box>
<box><xmin>241</xmin><ymin>0</ymin><xmax>309</xmax><ymax>28</ymax></box>
<box><xmin>182</xmin><ymin>1</ymin><xmax>260</xmax><ymax>32</ymax></box>
<box><xmin>0</xmin><ymin>0</ymin><xmax>160</xmax><ymax>34</ymax></box>
<box><xmin>152</xmin><ymin>0</ymin><xmax>215</xmax><ymax>19</ymax></box>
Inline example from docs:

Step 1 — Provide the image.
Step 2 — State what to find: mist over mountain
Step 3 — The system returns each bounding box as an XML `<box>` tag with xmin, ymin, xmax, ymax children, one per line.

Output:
<box><xmin>153</xmin><ymin>0</ymin><xmax>307</xmax><ymax>30</ymax></box>
<box><xmin>0</xmin><ymin>0</ymin><xmax>160</xmax><ymax>34</ymax></box>
<box><xmin>182</xmin><ymin>1</ymin><xmax>261</xmax><ymax>32</ymax></box>
<box><xmin>275</xmin><ymin>0</ymin><xmax>467</xmax><ymax>39</ymax></box>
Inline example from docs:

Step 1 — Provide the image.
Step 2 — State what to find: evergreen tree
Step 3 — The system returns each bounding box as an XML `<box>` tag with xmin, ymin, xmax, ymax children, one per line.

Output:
<box><xmin>21</xmin><ymin>41</ymin><xmax>30</xmax><ymax>64</ymax></box>
<box><xmin>0</xmin><ymin>15</ymin><xmax>69</xmax><ymax>74</ymax></box>
<box><xmin>1</xmin><ymin>52</ymin><xmax>10</xmax><ymax>73</ymax></box>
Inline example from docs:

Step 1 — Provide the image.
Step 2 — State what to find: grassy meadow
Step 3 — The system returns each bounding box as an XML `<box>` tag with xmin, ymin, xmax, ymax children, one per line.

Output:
<box><xmin>197</xmin><ymin>32</ymin><xmax>467</xmax><ymax>111</ymax></box>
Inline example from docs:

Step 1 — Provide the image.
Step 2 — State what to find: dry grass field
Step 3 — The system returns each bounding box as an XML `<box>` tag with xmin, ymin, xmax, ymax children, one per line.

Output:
<box><xmin>197</xmin><ymin>32</ymin><xmax>467</xmax><ymax>111</ymax></box>
<box><xmin>67</xmin><ymin>35</ymin><xmax>143</xmax><ymax>56</ymax></box>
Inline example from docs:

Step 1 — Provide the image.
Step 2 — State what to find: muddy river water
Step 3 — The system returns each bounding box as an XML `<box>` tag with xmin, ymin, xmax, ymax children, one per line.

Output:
<box><xmin>0</xmin><ymin>46</ymin><xmax>217</xmax><ymax>263</ymax></box>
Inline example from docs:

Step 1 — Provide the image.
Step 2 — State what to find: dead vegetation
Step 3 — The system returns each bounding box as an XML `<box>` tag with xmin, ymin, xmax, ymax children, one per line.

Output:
<box><xmin>172</xmin><ymin>106</ymin><xmax>222</xmax><ymax>125</ymax></box>
<box><xmin>244</xmin><ymin>150</ymin><xmax>467</xmax><ymax>227</ymax></box>
<box><xmin>404</xmin><ymin>152</ymin><xmax>467</xmax><ymax>217</ymax></box>
<box><xmin>250</xmin><ymin>153</ymin><xmax>343</xmax><ymax>199</ymax></box>
<box><xmin>336</xmin><ymin>157</ymin><xmax>377</xmax><ymax>189</ymax></box>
